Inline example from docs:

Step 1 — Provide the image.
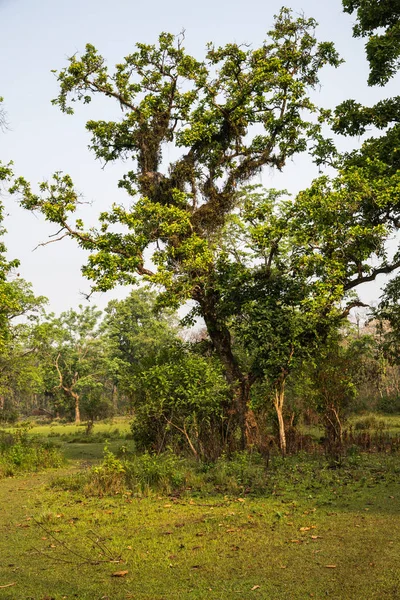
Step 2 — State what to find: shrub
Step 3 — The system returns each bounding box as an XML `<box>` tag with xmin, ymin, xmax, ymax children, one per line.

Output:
<box><xmin>84</xmin><ymin>445</ymin><xmax>126</xmax><ymax>495</ymax></box>
<box><xmin>202</xmin><ymin>452</ymin><xmax>268</xmax><ymax>494</ymax></box>
<box><xmin>66</xmin><ymin>446</ymin><xmax>271</xmax><ymax>497</ymax></box>
<box><xmin>377</xmin><ymin>395</ymin><xmax>400</xmax><ymax>414</ymax></box>
<box><xmin>0</xmin><ymin>409</ymin><xmax>18</xmax><ymax>424</ymax></box>
<box><xmin>354</xmin><ymin>416</ymin><xmax>387</xmax><ymax>431</ymax></box>
<box><xmin>81</xmin><ymin>448</ymin><xmax>186</xmax><ymax>496</ymax></box>
<box><xmin>0</xmin><ymin>430</ymin><xmax>62</xmax><ymax>477</ymax></box>
<box><xmin>125</xmin><ymin>452</ymin><xmax>185</xmax><ymax>493</ymax></box>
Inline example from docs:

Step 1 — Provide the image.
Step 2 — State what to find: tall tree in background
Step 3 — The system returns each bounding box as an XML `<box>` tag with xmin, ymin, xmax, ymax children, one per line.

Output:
<box><xmin>38</xmin><ymin>306</ymin><xmax>112</xmax><ymax>423</ymax></box>
<box><xmin>104</xmin><ymin>288</ymin><xmax>178</xmax><ymax>404</ymax></box>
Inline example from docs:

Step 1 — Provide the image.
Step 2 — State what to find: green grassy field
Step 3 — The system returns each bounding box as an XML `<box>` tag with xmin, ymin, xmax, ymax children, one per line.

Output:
<box><xmin>11</xmin><ymin>417</ymin><xmax>132</xmax><ymax>438</ymax></box>
<box><xmin>0</xmin><ymin>455</ymin><xmax>399</xmax><ymax>598</ymax></box>
<box><xmin>2</xmin><ymin>418</ymin><xmax>134</xmax><ymax>463</ymax></box>
<box><xmin>1</xmin><ymin>418</ymin><xmax>400</xmax><ymax>599</ymax></box>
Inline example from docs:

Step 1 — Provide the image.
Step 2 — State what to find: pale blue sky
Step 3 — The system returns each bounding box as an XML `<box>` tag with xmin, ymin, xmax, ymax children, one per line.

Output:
<box><xmin>0</xmin><ymin>0</ymin><xmax>395</xmax><ymax>313</ymax></box>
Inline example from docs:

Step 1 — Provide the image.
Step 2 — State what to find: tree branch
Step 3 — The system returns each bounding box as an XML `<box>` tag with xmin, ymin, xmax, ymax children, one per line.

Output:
<box><xmin>344</xmin><ymin>260</ymin><xmax>400</xmax><ymax>291</ymax></box>
<box><xmin>340</xmin><ymin>300</ymin><xmax>369</xmax><ymax>319</ymax></box>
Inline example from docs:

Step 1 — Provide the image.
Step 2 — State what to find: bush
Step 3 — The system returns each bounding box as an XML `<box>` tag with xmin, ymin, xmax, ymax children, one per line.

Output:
<box><xmin>84</xmin><ymin>445</ymin><xmax>127</xmax><ymax>495</ymax></box>
<box><xmin>377</xmin><ymin>395</ymin><xmax>400</xmax><ymax>414</ymax></box>
<box><xmin>81</xmin><ymin>448</ymin><xmax>186</xmax><ymax>496</ymax></box>
<box><xmin>0</xmin><ymin>430</ymin><xmax>63</xmax><ymax>477</ymax></box>
<box><xmin>58</xmin><ymin>446</ymin><xmax>271</xmax><ymax>497</ymax></box>
<box><xmin>0</xmin><ymin>409</ymin><xmax>19</xmax><ymax>424</ymax></box>
<box><xmin>202</xmin><ymin>452</ymin><xmax>267</xmax><ymax>494</ymax></box>
<box><xmin>125</xmin><ymin>452</ymin><xmax>185</xmax><ymax>492</ymax></box>
<box><xmin>354</xmin><ymin>416</ymin><xmax>387</xmax><ymax>431</ymax></box>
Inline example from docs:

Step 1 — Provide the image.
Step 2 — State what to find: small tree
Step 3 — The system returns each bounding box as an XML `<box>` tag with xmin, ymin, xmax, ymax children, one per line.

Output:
<box><xmin>38</xmin><ymin>306</ymin><xmax>111</xmax><ymax>423</ymax></box>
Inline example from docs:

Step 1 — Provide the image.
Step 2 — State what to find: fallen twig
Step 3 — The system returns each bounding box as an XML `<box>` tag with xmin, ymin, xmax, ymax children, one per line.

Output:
<box><xmin>86</xmin><ymin>529</ymin><xmax>123</xmax><ymax>562</ymax></box>
<box><xmin>32</xmin><ymin>517</ymin><xmax>97</xmax><ymax>564</ymax></box>
<box><xmin>31</xmin><ymin>518</ymin><xmax>124</xmax><ymax>566</ymax></box>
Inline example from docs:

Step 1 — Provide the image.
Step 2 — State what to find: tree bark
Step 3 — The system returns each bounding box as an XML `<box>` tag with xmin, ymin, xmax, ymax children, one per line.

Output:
<box><xmin>273</xmin><ymin>379</ymin><xmax>287</xmax><ymax>456</ymax></box>
<box><xmin>72</xmin><ymin>392</ymin><xmax>80</xmax><ymax>424</ymax></box>
<box><xmin>111</xmin><ymin>384</ymin><xmax>118</xmax><ymax>413</ymax></box>
<box><xmin>199</xmin><ymin>295</ymin><xmax>252</xmax><ymax>450</ymax></box>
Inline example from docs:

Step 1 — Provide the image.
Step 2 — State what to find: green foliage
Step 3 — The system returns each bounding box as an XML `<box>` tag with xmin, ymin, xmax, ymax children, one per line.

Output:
<box><xmin>0</xmin><ymin>429</ymin><xmax>62</xmax><ymax>477</ymax></box>
<box><xmin>343</xmin><ymin>0</ymin><xmax>400</xmax><ymax>85</ymax></box>
<box><xmin>353</xmin><ymin>415</ymin><xmax>386</xmax><ymax>430</ymax></box>
<box><xmin>13</xmin><ymin>12</ymin><xmax>342</xmax><ymax>303</ymax></box>
<box><xmin>10</xmin><ymin>10</ymin><xmax>400</xmax><ymax>453</ymax></box>
<box><xmin>87</xmin><ymin>443</ymin><xmax>126</xmax><ymax>494</ymax></box>
<box><xmin>377</xmin><ymin>394</ymin><xmax>400</xmax><ymax>414</ymax></box>
<box><xmin>131</xmin><ymin>347</ymin><xmax>228</xmax><ymax>458</ymax></box>
<box><xmin>305</xmin><ymin>330</ymin><xmax>384</xmax><ymax>444</ymax></box>
<box><xmin>124</xmin><ymin>451</ymin><xmax>185</xmax><ymax>492</ymax></box>
<box><xmin>10</xmin><ymin>14</ymin><xmax>343</xmax><ymax>449</ymax></box>
<box><xmin>104</xmin><ymin>288</ymin><xmax>179</xmax><ymax>399</ymax></box>
<box><xmin>84</xmin><ymin>448</ymin><xmax>185</xmax><ymax>495</ymax></box>
<box><xmin>36</xmin><ymin>305</ymin><xmax>115</xmax><ymax>422</ymax></box>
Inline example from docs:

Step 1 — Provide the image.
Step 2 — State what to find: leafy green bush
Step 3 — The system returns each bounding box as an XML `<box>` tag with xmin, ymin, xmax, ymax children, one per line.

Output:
<box><xmin>0</xmin><ymin>429</ymin><xmax>62</xmax><ymax>477</ymax></box>
<box><xmin>354</xmin><ymin>416</ymin><xmax>387</xmax><ymax>431</ymax></box>
<box><xmin>0</xmin><ymin>409</ymin><xmax>18</xmax><ymax>424</ymax></box>
<box><xmin>80</xmin><ymin>448</ymin><xmax>186</xmax><ymax>496</ymax></box>
<box><xmin>62</xmin><ymin>446</ymin><xmax>270</xmax><ymax>497</ymax></box>
<box><xmin>130</xmin><ymin>350</ymin><xmax>228</xmax><ymax>459</ymax></box>
<box><xmin>84</xmin><ymin>445</ymin><xmax>127</xmax><ymax>495</ymax></box>
<box><xmin>377</xmin><ymin>395</ymin><xmax>400</xmax><ymax>414</ymax></box>
<box><xmin>125</xmin><ymin>452</ymin><xmax>185</xmax><ymax>492</ymax></box>
<box><xmin>201</xmin><ymin>452</ymin><xmax>267</xmax><ymax>494</ymax></box>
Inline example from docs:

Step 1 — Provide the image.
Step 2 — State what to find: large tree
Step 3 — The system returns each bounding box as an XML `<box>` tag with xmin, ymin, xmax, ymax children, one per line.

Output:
<box><xmin>11</xmin><ymin>2</ymin><xmax>400</xmax><ymax>448</ymax></box>
<box><xmin>12</xmin><ymin>10</ymin><xmax>343</xmax><ymax>446</ymax></box>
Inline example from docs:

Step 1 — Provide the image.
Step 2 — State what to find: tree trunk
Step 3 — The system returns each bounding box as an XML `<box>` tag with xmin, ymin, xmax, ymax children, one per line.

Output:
<box><xmin>111</xmin><ymin>384</ymin><xmax>118</xmax><ymax>413</ymax></box>
<box><xmin>273</xmin><ymin>379</ymin><xmax>287</xmax><ymax>456</ymax></box>
<box><xmin>72</xmin><ymin>392</ymin><xmax>80</xmax><ymax>424</ymax></box>
<box><xmin>324</xmin><ymin>404</ymin><xmax>342</xmax><ymax>444</ymax></box>
<box><xmin>199</xmin><ymin>298</ymin><xmax>251</xmax><ymax>450</ymax></box>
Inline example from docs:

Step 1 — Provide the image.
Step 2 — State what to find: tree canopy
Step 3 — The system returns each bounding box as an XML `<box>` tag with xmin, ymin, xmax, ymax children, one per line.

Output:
<box><xmin>6</xmin><ymin>2</ymin><xmax>400</xmax><ymax>450</ymax></box>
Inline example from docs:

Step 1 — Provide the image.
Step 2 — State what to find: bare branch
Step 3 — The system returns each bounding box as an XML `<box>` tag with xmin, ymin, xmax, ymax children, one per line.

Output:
<box><xmin>340</xmin><ymin>300</ymin><xmax>369</xmax><ymax>319</ymax></box>
<box><xmin>344</xmin><ymin>260</ymin><xmax>400</xmax><ymax>291</ymax></box>
<box><xmin>33</xmin><ymin>233</ymin><xmax>69</xmax><ymax>251</ymax></box>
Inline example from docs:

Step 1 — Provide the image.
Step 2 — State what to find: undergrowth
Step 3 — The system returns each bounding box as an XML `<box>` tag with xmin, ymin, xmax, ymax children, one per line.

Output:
<box><xmin>0</xmin><ymin>429</ymin><xmax>63</xmax><ymax>477</ymax></box>
<box><xmin>50</xmin><ymin>445</ymin><xmax>400</xmax><ymax>499</ymax></box>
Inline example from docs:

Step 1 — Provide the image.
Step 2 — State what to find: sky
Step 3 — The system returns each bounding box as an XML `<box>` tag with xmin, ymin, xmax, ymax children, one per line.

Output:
<box><xmin>0</xmin><ymin>0</ymin><xmax>396</xmax><ymax>316</ymax></box>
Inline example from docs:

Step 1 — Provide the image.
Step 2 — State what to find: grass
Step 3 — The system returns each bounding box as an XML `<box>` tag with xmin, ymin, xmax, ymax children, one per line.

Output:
<box><xmin>0</xmin><ymin>417</ymin><xmax>135</xmax><ymax>465</ymax></box>
<box><xmin>349</xmin><ymin>413</ymin><xmax>400</xmax><ymax>434</ymax></box>
<box><xmin>0</xmin><ymin>452</ymin><xmax>400</xmax><ymax>599</ymax></box>
<box><xmin>1</xmin><ymin>416</ymin><xmax>400</xmax><ymax>598</ymax></box>
<box><xmin>9</xmin><ymin>416</ymin><xmax>132</xmax><ymax>438</ymax></box>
